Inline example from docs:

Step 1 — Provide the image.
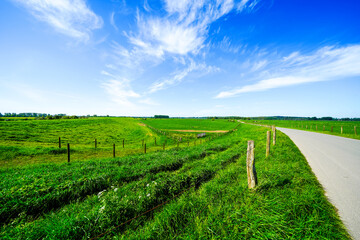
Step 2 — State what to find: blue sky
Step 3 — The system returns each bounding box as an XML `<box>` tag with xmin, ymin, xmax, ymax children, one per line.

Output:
<box><xmin>0</xmin><ymin>0</ymin><xmax>359</xmax><ymax>117</ymax></box>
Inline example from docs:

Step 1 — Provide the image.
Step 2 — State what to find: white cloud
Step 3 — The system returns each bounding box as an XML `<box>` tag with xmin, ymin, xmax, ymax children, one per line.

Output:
<box><xmin>102</xmin><ymin>79</ymin><xmax>140</xmax><ymax>107</ymax></box>
<box><xmin>13</xmin><ymin>0</ymin><xmax>103</xmax><ymax>41</ymax></box>
<box><xmin>218</xmin><ymin>36</ymin><xmax>242</xmax><ymax>53</ymax></box>
<box><xmin>149</xmin><ymin>60</ymin><xmax>220</xmax><ymax>93</ymax></box>
<box><xmin>121</xmin><ymin>0</ymin><xmax>236</xmax><ymax>61</ymax></box>
<box><xmin>110</xmin><ymin>12</ymin><xmax>118</xmax><ymax>31</ymax></box>
<box><xmin>251</xmin><ymin>60</ymin><xmax>267</xmax><ymax>71</ymax></box>
<box><xmin>216</xmin><ymin>44</ymin><xmax>360</xmax><ymax>98</ymax></box>
<box><xmin>237</xmin><ymin>0</ymin><xmax>259</xmax><ymax>12</ymax></box>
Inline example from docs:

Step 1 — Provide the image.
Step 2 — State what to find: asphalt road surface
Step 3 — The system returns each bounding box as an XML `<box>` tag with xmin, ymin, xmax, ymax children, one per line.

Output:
<box><xmin>278</xmin><ymin>128</ymin><xmax>360</xmax><ymax>239</ymax></box>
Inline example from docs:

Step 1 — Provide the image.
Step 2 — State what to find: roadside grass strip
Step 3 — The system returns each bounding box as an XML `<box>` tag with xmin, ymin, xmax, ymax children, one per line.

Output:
<box><xmin>117</xmin><ymin>126</ymin><xmax>350</xmax><ymax>239</ymax></box>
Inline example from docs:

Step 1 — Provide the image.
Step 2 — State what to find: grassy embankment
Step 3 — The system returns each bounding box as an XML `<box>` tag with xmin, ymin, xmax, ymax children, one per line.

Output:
<box><xmin>243</xmin><ymin>119</ymin><xmax>360</xmax><ymax>140</ymax></box>
<box><xmin>0</xmin><ymin>121</ymin><xmax>350</xmax><ymax>239</ymax></box>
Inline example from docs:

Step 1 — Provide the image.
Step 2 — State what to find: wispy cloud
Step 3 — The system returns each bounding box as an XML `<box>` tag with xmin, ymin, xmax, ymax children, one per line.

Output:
<box><xmin>237</xmin><ymin>0</ymin><xmax>259</xmax><ymax>12</ymax></box>
<box><xmin>118</xmin><ymin>0</ymin><xmax>237</xmax><ymax>62</ymax></box>
<box><xmin>110</xmin><ymin>12</ymin><xmax>118</xmax><ymax>31</ymax></box>
<box><xmin>101</xmin><ymin>77</ymin><xmax>140</xmax><ymax>107</ymax></box>
<box><xmin>12</xmin><ymin>0</ymin><xmax>103</xmax><ymax>41</ymax></box>
<box><xmin>149</xmin><ymin>60</ymin><xmax>220</xmax><ymax>93</ymax></box>
<box><xmin>216</xmin><ymin>44</ymin><xmax>360</xmax><ymax>98</ymax></box>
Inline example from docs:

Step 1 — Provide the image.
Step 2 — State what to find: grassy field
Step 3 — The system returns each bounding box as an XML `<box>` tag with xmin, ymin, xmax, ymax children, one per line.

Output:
<box><xmin>0</xmin><ymin>118</ymin><xmax>176</xmax><ymax>167</ymax></box>
<box><xmin>243</xmin><ymin>119</ymin><xmax>360</xmax><ymax>140</ymax></box>
<box><xmin>144</xmin><ymin>118</ymin><xmax>237</xmax><ymax>131</ymax></box>
<box><xmin>0</xmin><ymin>120</ymin><xmax>350</xmax><ymax>239</ymax></box>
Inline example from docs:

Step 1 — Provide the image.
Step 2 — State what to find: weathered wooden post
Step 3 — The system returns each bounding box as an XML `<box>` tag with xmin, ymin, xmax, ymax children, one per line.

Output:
<box><xmin>355</xmin><ymin>126</ymin><xmax>357</xmax><ymax>135</ymax></box>
<box><xmin>272</xmin><ymin>126</ymin><xmax>276</xmax><ymax>145</ymax></box>
<box><xmin>95</xmin><ymin>139</ymin><xmax>97</xmax><ymax>149</ymax></box>
<box><xmin>316</xmin><ymin>125</ymin><xmax>318</xmax><ymax>131</ymax></box>
<box><xmin>144</xmin><ymin>143</ymin><xmax>146</xmax><ymax>154</ymax></box>
<box><xmin>246</xmin><ymin>140</ymin><xmax>257</xmax><ymax>189</ymax></box>
<box><xmin>67</xmin><ymin>143</ymin><xmax>70</xmax><ymax>163</ymax></box>
<box><xmin>331</xmin><ymin>126</ymin><xmax>333</xmax><ymax>132</ymax></box>
<box><xmin>154</xmin><ymin>137</ymin><xmax>157</xmax><ymax>146</ymax></box>
<box><xmin>59</xmin><ymin>137</ymin><xmax>61</xmax><ymax>148</ymax></box>
<box><xmin>323</xmin><ymin>125</ymin><xmax>325</xmax><ymax>131</ymax></box>
<box><xmin>341</xmin><ymin>126</ymin><xmax>343</xmax><ymax>134</ymax></box>
<box><xmin>266</xmin><ymin>131</ymin><xmax>271</xmax><ymax>157</ymax></box>
<box><xmin>123</xmin><ymin>139</ymin><xmax>125</xmax><ymax>148</ymax></box>
<box><xmin>113</xmin><ymin>144</ymin><xmax>115</xmax><ymax>158</ymax></box>
<box><xmin>306</xmin><ymin>125</ymin><xmax>308</xmax><ymax>129</ymax></box>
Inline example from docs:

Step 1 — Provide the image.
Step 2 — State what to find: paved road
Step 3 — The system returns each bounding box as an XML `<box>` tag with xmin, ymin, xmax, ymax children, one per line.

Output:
<box><xmin>278</xmin><ymin>128</ymin><xmax>360</xmax><ymax>239</ymax></box>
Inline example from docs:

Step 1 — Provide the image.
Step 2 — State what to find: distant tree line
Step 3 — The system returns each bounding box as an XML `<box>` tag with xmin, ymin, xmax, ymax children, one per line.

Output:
<box><xmin>0</xmin><ymin>113</ymin><xmax>98</xmax><ymax>120</ymax></box>
<box><xmin>207</xmin><ymin>116</ymin><xmax>360</xmax><ymax>121</ymax></box>
<box><xmin>154</xmin><ymin>115</ymin><xmax>169</xmax><ymax>118</ymax></box>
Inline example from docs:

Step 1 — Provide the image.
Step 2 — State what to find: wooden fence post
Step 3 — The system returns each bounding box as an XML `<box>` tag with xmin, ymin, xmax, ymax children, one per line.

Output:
<box><xmin>341</xmin><ymin>126</ymin><xmax>343</xmax><ymax>134</ymax></box>
<box><xmin>59</xmin><ymin>137</ymin><xmax>61</xmax><ymax>148</ymax></box>
<box><xmin>355</xmin><ymin>126</ymin><xmax>357</xmax><ymax>135</ymax></box>
<box><xmin>95</xmin><ymin>139</ymin><xmax>97</xmax><ymax>149</ymax></box>
<box><xmin>272</xmin><ymin>126</ymin><xmax>276</xmax><ymax>145</ymax></box>
<box><xmin>154</xmin><ymin>137</ymin><xmax>157</xmax><ymax>146</ymax></box>
<box><xmin>67</xmin><ymin>143</ymin><xmax>70</xmax><ymax>163</ymax></box>
<box><xmin>144</xmin><ymin>143</ymin><xmax>146</xmax><ymax>154</ymax></box>
<box><xmin>266</xmin><ymin>131</ymin><xmax>271</xmax><ymax>157</ymax></box>
<box><xmin>331</xmin><ymin>126</ymin><xmax>333</xmax><ymax>132</ymax></box>
<box><xmin>246</xmin><ymin>140</ymin><xmax>257</xmax><ymax>189</ymax></box>
<box><xmin>113</xmin><ymin>144</ymin><xmax>115</xmax><ymax>158</ymax></box>
<box><xmin>323</xmin><ymin>125</ymin><xmax>325</xmax><ymax>131</ymax></box>
<box><xmin>316</xmin><ymin>125</ymin><xmax>318</xmax><ymax>131</ymax></box>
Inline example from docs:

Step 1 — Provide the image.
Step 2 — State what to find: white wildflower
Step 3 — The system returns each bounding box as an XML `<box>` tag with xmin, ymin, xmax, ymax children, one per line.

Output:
<box><xmin>114</xmin><ymin>188</ymin><xmax>118</xmax><ymax>192</ymax></box>
<box><xmin>139</xmin><ymin>195</ymin><xmax>142</xmax><ymax>199</ymax></box>
<box><xmin>147</xmin><ymin>193</ymin><xmax>150</xmax><ymax>197</ymax></box>
<box><xmin>99</xmin><ymin>205</ymin><xmax>105</xmax><ymax>213</ymax></box>
<box><xmin>97</xmin><ymin>190</ymin><xmax>106</xmax><ymax>198</ymax></box>
<box><xmin>146</xmin><ymin>183</ymin><xmax>150</xmax><ymax>187</ymax></box>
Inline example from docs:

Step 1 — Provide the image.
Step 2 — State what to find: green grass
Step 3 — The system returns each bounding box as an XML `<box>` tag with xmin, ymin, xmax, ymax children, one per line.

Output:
<box><xmin>0</xmin><ymin>118</ymin><xmax>179</xmax><ymax>167</ymax></box>
<box><xmin>0</xmin><ymin>123</ymin><xmax>350</xmax><ymax>239</ymax></box>
<box><xmin>243</xmin><ymin>119</ymin><xmax>360</xmax><ymax>140</ymax></box>
<box><xmin>144</xmin><ymin>118</ymin><xmax>237</xmax><ymax>131</ymax></box>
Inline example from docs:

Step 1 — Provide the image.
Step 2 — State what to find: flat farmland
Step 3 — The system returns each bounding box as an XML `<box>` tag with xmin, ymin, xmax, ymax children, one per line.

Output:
<box><xmin>243</xmin><ymin>119</ymin><xmax>360</xmax><ymax>140</ymax></box>
<box><xmin>144</xmin><ymin>118</ymin><xmax>237</xmax><ymax>131</ymax></box>
<box><xmin>0</xmin><ymin>118</ymin><xmax>168</xmax><ymax>167</ymax></box>
<box><xmin>0</xmin><ymin>119</ymin><xmax>350</xmax><ymax>239</ymax></box>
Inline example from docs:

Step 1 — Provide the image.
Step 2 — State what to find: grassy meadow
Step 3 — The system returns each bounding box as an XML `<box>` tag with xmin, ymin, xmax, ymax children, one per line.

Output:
<box><xmin>0</xmin><ymin>118</ymin><xmax>178</xmax><ymax>167</ymax></box>
<box><xmin>243</xmin><ymin>119</ymin><xmax>360</xmax><ymax>140</ymax></box>
<box><xmin>144</xmin><ymin>118</ymin><xmax>237</xmax><ymax>131</ymax></box>
<box><xmin>0</xmin><ymin>118</ymin><xmax>350</xmax><ymax>239</ymax></box>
